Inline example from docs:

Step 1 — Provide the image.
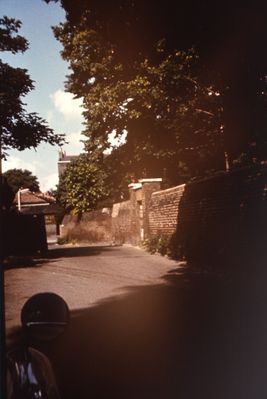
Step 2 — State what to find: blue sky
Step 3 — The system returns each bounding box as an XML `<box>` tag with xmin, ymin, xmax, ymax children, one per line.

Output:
<box><xmin>1</xmin><ymin>0</ymin><xmax>84</xmax><ymax>191</ymax></box>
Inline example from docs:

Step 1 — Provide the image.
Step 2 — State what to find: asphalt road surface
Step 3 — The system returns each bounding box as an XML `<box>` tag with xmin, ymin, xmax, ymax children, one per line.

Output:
<box><xmin>4</xmin><ymin>244</ymin><xmax>267</xmax><ymax>398</ymax></box>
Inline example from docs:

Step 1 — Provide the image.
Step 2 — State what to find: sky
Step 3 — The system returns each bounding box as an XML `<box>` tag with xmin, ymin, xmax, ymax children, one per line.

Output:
<box><xmin>1</xmin><ymin>0</ymin><xmax>85</xmax><ymax>191</ymax></box>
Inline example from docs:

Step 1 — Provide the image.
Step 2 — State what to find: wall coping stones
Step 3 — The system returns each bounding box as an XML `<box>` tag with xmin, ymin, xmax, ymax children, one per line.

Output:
<box><xmin>128</xmin><ymin>183</ymin><xmax>142</xmax><ymax>190</ymax></box>
<box><xmin>128</xmin><ymin>178</ymin><xmax>163</xmax><ymax>191</ymax></box>
<box><xmin>151</xmin><ymin>183</ymin><xmax>186</xmax><ymax>197</ymax></box>
<box><xmin>138</xmin><ymin>178</ymin><xmax>162</xmax><ymax>183</ymax></box>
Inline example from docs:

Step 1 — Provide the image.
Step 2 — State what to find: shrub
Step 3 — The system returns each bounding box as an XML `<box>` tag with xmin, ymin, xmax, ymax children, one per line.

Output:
<box><xmin>142</xmin><ymin>236</ymin><xmax>159</xmax><ymax>254</ymax></box>
<box><xmin>57</xmin><ymin>235</ymin><xmax>77</xmax><ymax>245</ymax></box>
<box><xmin>143</xmin><ymin>234</ymin><xmax>171</xmax><ymax>256</ymax></box>
<box><xmin>143</xmin><ymin>233</ymin><xmax>184</xmax><ymax>259</ymax></box>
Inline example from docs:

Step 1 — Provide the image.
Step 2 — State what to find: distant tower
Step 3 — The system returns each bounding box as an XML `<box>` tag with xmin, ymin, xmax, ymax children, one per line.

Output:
<box><xmin>58</xmin><ymin>148</ymin><xmax>78</xmax><ymax>177</ymax></box>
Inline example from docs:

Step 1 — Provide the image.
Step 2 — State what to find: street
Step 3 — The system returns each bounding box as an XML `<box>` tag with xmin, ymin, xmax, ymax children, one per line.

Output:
<box><xmin>5</xmin><ymin>244</ymin><xmax>267</xmax><ymax>398</ymax></box>
<box><xmin>5</xmin><ymin>244</ymin><xmax>180</xmax><ymax>333</ymax></box>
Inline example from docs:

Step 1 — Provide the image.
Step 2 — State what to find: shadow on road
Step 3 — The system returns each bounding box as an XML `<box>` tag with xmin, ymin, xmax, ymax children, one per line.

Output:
<box><xmin>47</xmin><ymin>244</ymin><xmax>113</xmax><ymax>259</ymax></box>
<box><xmin>25</xmin><ymin>261</ymin><xmax>267</xmax><ymax>399</ymax></box>
<box><xmin>4</xmin><ymin>256</ymin><xmax>54</xmax><ymax>270</ymax></box>
<box><xmin>4</xmin><ymin>245</ymin><xmax>113</xmax><ymax>269</ymax></box>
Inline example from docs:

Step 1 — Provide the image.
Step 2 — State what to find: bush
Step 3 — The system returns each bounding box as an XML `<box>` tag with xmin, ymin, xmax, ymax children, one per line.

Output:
<box><xmin>142</xmin><ymin>236</ymin><xmax>159</xmax><ymax>254</ymax></box>
<box><xmin>57</xmin><ymin>235</ymin><xmax>77</xmax><ymax>245</ymax></box>
<box><xmin>142</xmin><ymin>233</ymin><xmax>184</xmax><ymax>259</ymax></box>
<box><xmin>142</xmin><ymin>234</ymin><xmax>171</xmax><ymax>256</ymax></box>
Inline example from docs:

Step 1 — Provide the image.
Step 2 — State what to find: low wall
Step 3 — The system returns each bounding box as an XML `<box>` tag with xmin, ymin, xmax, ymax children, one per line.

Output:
<box><xmin>61</xmin><ymin>209</ymin><xmax>112</xmax><ymax>243</ymax></box>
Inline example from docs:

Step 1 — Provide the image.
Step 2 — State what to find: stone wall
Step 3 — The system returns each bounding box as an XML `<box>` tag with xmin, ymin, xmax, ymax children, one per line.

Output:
<box><xmin>111</xmin><ymin>201</ymin><xmax>132</xmax><ymax>244</ymax></box>
<box><xmin>111</xmin><ymin>179</ymin><xmax>162</xmax><ymax>244</ymax></box>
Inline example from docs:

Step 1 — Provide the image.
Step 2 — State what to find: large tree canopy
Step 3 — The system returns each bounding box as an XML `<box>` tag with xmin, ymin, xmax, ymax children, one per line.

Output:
<box><xmin>0</xmin><ymin>16</ymin><xmax>65</xmax><ymax>158</ymax></box>
<box><xmin>52</xmin><ymin>2</ymin><xmax>226</xmax><ymax>185</ymax></box>
<box><xmin>47</xmin><ymin>0</ymin><xmax>267</xmax><ymax>193</ymax></box>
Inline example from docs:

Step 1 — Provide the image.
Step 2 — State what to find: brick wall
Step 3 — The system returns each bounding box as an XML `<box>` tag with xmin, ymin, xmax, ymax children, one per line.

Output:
<box><xmin>174</xmin><ymin>166</ymin><xmax>267</xmax><ymax>265</ymax></box>
<box><xmin>148</xmin><ymin>184</ymin><xmax>185</xmax><ymax>236</ymax></box>
<box><xmin>147</xmin><ymin>165</ymin><xmax>267</xmax><ymax>265</ymax></box>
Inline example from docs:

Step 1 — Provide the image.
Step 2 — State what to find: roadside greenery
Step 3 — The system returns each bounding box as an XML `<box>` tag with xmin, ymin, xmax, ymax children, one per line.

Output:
<box><xmin>142</xmin><ymin>234</ymin><xmax>179</xmax><ymax>259</ymax></box>
<box><xmin>56</xmin><ymin>154</ymin><xmax>109</xmax><ymax>215</ymax></box>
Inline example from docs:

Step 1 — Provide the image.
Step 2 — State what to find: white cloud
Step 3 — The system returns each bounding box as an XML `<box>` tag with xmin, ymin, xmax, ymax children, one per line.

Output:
<box><xmin>66</xmin><ymin>131</ymin><xmax>84</xmax><ymax>150</ymax></box>
<box><xmin>41</xmin><ymin>173</ymin><xmax>59</xmax><ymax>192</ymax></box>
<box><xmin>50</xmin><ymin>90</ymin><xmax>84</xmax><ymax>120</ymax></box>
<box><xmin>2</xmin><ymin>156</ymin><xmax>39</xmax><ymax>175</ymax></box>
<box><xmin>2</xmin><ymin>155</ymin><xmax>59</xmax><ymax>192</ymax></box>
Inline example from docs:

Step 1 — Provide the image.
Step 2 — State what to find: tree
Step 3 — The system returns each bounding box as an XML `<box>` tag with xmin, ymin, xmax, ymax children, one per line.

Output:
<box><xmin>0</xmin><ymin>16</ymin><xmax>65</xmax><ymax>158</ymax></box>
<box><xmin>3</xmin><ymin>168</ymin><xmax>40</xmax><ymax>194</ymax></box>
<box><xmin>49</xmin><ymin>0</ymin><xmax>267</xmax><ymax>170</ymax></box>
<box><xmin>52</xmin><ymin>8</ymin><xmax>224</xmax><ymax>188</ymax></box>
<box><xmin>56</xmin><ymin>154</ymin><xmax>108</xmax><ymax>214</ymax></box>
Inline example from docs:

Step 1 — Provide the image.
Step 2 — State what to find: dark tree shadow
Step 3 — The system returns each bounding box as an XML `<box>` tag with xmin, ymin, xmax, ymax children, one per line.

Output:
<box><xmin>11</xmin><ymin>261</ymin><xmax>267</xmax><ymax>399</ymax></box>
<box><xmin>3</xmin><ymin>256</ymin><xmax>56</xmax><ymax>270</ymax></box>
<box><xmin>4</xmin><ymin>245</ymin><xmax>113</xmax><ymax>269</ymax></box>
<box><xmin>47</xmin><ymin>245</ymin><xmax>113</xmax><ymax>259</ymax></box>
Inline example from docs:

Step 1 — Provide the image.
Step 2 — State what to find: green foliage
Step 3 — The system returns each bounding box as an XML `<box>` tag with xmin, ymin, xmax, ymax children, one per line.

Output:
<box><xmin>50</xmin><ymin>0</ymin><xmax>267</xmax><ymax>177</ymax></box>
<box><xmin>143</xmin><ymin>234</ymin><xmax>171</xmax><ymax>256</ymax></box>
<box><xmin>57</xmin><ymin>234</ymin><xmax>77</xmax><ymax>245</ymax></box>
<box><xmin>0</xmin><ymin>16</ymin><xmax>28</xmax><ymax>53</ymax></box>
<box><xmin>54</xmin><ymin>13</ymin><xmax>224</xmax><ymax>188</ymax></box>
<box><xmin>143</xmin><ymin>233</ymin><xmax>184</xmax><ymax>259</ymax></box>
<box><xmin>56</xmin><ymin>154</ymin><xmax>109</xmax><ymax>214</ymax></box>
<box><xmin>0</xmin><ymin>16</ymin><xmax>65</xmax><ymax>157</ymax></box>
<box><xmin>3</xmin><ymin>168</ymin><xmax>40</xmax><ymax>194</ymax></box>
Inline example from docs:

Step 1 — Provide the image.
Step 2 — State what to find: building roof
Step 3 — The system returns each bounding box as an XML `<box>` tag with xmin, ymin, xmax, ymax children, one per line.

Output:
<box><xmin>18</xmin><ymin>202</ymin><xmax>63</xmax><ymax>216</ymax></box>
<box><xmin>13</xmin><ymin>190</ymin><xmax>63</xmax><ymax>215</ymax></box>
<box><xmin>14</xmin><ymin>191</ymin><xmax>55</xmax><ymax>206</ymax></box>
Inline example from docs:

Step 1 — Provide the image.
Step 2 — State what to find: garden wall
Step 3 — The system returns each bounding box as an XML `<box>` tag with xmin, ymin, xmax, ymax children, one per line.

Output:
<box><xmin>148</xmin><ymin>184</ymin><xmax>185</xmax><ymax>236</ymax></box>
<box><xmin>61</xmin><ymin>209</ymin><xmax>112</xmax><ymax>243</ymax></box>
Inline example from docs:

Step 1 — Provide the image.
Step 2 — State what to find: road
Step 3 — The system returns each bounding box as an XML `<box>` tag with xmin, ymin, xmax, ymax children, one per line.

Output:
<box><xmin>5</xmin><ymin>244</ymin><xmax>180</xmax><ymax>332</ymax></box>
<box><xmin>4</xmin><ymin>244</ymin><xmax>267</xmax><ymax>398</ymax></box>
